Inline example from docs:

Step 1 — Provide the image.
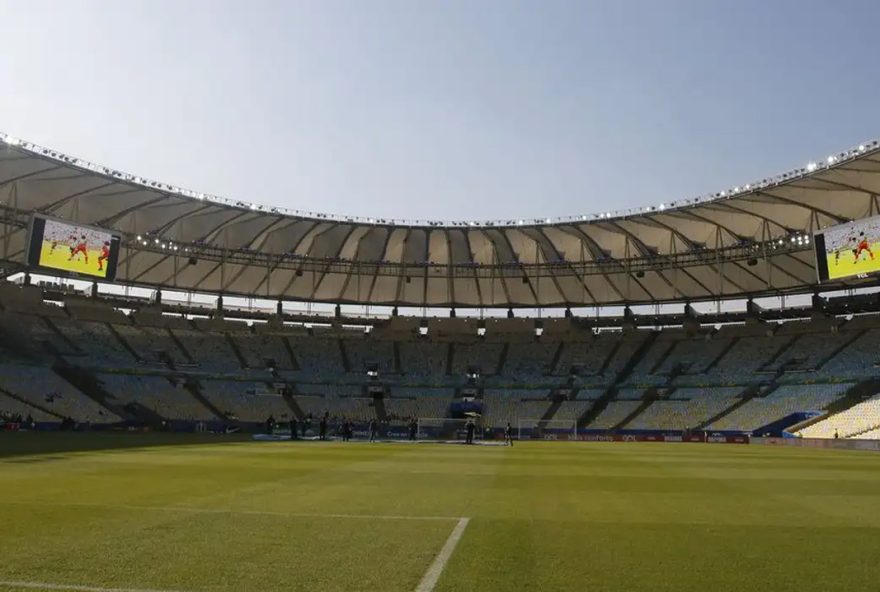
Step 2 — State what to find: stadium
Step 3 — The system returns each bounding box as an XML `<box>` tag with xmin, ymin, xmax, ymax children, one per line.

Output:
<box><xmin>2</xmin><ymin>128</ymin><xmax>880</xmax><ymax>590</ymax></box>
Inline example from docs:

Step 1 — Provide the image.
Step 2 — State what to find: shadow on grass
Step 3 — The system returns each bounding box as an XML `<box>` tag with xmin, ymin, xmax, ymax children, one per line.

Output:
<box><xmin>0</xmin><ymin>431</ymin><xmax>254</xmax><ymax>460</ymax></box>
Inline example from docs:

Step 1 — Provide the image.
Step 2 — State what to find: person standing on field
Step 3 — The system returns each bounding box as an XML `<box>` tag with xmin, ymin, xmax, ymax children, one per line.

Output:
<box><xmin>465</xmin><ymin>419</ymin><xmax>475</xmax><ymax>445</ymax></box>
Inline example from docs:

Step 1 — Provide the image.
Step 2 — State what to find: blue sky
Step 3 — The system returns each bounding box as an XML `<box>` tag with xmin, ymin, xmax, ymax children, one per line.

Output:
<box><xmin>1</xmin><ymin>0</ymin><xmax>878</xmax><ymax>222</ymax></box>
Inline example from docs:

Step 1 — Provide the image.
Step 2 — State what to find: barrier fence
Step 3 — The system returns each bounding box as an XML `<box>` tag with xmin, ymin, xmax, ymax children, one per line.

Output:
<box><xmin>752</xmin><ymin>436</ymin><xmax>880</xmax><ymax>452</ymax></box>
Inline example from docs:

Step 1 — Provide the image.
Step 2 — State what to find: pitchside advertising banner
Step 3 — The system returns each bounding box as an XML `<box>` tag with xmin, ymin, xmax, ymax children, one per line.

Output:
<box><xmin>26</xmin><ymin>215</ymin><xmax>121</xmax><ymax>281</ymax></box>
<box><xmin>814</xmin><ymin>215</ymin><xmax>880</xmax><ymax>282</ymax></box>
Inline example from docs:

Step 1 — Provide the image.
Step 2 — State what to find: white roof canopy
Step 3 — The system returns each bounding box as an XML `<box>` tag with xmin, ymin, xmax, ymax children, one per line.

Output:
<box><xmin>1</xmin><ymin>134</ymin><xmax>879</xmax><ymax>307</ymax></box>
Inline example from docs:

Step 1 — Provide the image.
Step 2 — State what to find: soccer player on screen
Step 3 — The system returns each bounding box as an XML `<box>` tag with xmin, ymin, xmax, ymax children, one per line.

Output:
<box><xmin>68</xmin><ymin>235</ymin><xmax>89</xmax><ymax>263</ymax></box>
<box><xmin>854</xmin><ymin>232</ymin><xmax>874</xmax><ymax>262</ymax></box>
<box><xmin>98</xmin><ymin>241</ymin><xmax>110</xmax><ymax>271</ymax></box>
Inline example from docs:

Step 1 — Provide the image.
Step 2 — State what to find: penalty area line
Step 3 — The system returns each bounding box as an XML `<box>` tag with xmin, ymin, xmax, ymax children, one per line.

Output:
<box><xmin>415</xmin><ymin>517</ymin><xmax>470</xmax><ymax>592</ymax></box>
<box><xmin>0</xmin><ymin>581</ymin><xmax>186</xmax><ymax>592</ymax></box>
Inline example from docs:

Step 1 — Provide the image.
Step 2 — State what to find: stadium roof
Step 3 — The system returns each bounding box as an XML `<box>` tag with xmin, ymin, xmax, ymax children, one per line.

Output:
<box><xmin>1</xmin><ymin>132</ymin><xmax>880</xmax><ymax>308</ymax></box>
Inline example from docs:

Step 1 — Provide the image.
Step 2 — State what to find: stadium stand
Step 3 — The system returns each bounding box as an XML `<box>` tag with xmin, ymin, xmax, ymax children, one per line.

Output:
<box><xmin>0</xmin><ymin>392</ymin><xmax>55</xmax><ymax>423</ymax></box>
<box><xmin>628</xmin><ymin>387</ymin><xmax>743</xmax><ymax>430</ymax></box>
<box><xmin>4</xmin><ymin>279</ymin><xmax>880</xmax><ymax>440</ymax></box>
<box><xmin>398</xmin><ymin>341</ymin><xmax>448</xmax><ymax>378</ymax></box>
<box><xmin>231</xmin><ymin>332</ymin><xmax>298</xmax><ymax>371</ymax></box>
<box><xmin>587</xmin><ymin>401</ymin><xmax>643</xmax><ymax>429</ymax></box>
<box><xmin>707</xmin><ymin>383</ymin><xmax>853</xmax><ymax>432</ymax></box>
<box><xmin>796</xmin><ymin>394</ymin><xmax>880</xmax><ymax>439</ymax></box>
<box><xmin>0</xmin><ymin>363</ymin><xmax>121</xmax><ymax>423</ymax></box>
<box><xmin>96</xmin><ymin>373</ymin><xmax>217</xmax><ymax>421</ymax></box>
<box><xmin>851</xmin><ymin>426</ymin><xmax>880</xmax><ymax>439</ymax></box>
<box><xmin>199</xmin><ymin>379</ymin><xmax>291</xmax><ymax>422</ymax></box>
<box><xmin>3</xmin><ymin>132</ymin><xmax>880</xmax><ymax>445</ymax></box>
<box><xmin>385</xmin><ymin>387</ymin><xmax>453</xmax><ymax>419</ymax></box>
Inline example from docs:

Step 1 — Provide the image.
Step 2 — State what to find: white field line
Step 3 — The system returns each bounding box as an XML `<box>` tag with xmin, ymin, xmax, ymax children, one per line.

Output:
<box><xmin>415</xmin><ymin>517</ymin><xmax>470</xmax><ymax>592</ymax></box>
<box><xmin>0</xmin><ymin>499</ymin><xmax>459</xmax><ymax>522</ymax></box>
<box><xmin>0</xmin><ymin>581</ymin><xmax>185</xmax><ymax>592</ymax></box>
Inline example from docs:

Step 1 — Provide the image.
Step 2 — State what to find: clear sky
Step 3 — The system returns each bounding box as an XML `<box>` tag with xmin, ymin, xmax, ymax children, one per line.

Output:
<box><xmin>1</xmin><ymin>0</ymin><xmax>878</xmax><ymax>223</ymax></box>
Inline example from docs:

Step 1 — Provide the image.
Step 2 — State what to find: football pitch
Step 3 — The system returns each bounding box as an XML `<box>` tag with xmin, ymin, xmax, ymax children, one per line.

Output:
<box><xmin>2</xmin><ymin>434</ymin><xmax>880</xmax><ymax>592</ymax></box>
<box><xmin>38</xmin><ymin>242</ymin><xmax>108</xmax><ymax>279</ymax></box>
<box><xmin>825</xmin><ymin>240</ymin><xmax>880</xmax><ymax>280</ymax></box>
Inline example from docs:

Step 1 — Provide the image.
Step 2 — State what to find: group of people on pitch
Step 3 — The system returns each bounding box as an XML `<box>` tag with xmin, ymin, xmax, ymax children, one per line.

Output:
<box><xmin>264</xmin><ymin>414</ymin><xmax>515</xmax><ymax>446</ymax></box>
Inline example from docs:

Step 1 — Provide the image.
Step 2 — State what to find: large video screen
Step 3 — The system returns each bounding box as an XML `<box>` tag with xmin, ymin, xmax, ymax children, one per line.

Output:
<box><xmin>815</xmin><ymin>215</ymin><xmax>880</xmax><ymax>282</ymax></box>
<box><xmin>26</xmin><ymin>215</ymin><xmax>121</xmax><ymax>280</ymax></box>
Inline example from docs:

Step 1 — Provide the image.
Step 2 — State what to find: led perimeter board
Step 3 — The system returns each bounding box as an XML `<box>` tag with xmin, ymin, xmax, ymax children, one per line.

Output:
<box><xmin>26</xmin><ymin>215</ymin><xmax>121</xmax><ymax>281</ymax></box>
<box><xmin>815</xmin><ymin>215</ymin><xmax>880</xmax><ymax>282</ymax></box>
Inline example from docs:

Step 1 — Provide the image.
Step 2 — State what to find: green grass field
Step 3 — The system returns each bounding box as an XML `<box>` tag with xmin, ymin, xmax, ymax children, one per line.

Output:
<box><xmin>2</xmin><ymin>433</ymin><xmax>880</xmax><ymax>592</ymax></box>
<box><xmin>39</xmin><ymin>241</ymin><xmax>109</xmax><ymax>279</ymax></box>
<box><xmin>826</xmin><ymin>241</ymin><xmax>880</xmax><ymax>279</ymax></box>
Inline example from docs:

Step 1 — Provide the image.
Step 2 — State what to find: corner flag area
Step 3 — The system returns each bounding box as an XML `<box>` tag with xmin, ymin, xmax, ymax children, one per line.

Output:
<box><xmin>2</xmin><ymin>434</ymin><xmax>880</xmax><ymax>591</ymax></box>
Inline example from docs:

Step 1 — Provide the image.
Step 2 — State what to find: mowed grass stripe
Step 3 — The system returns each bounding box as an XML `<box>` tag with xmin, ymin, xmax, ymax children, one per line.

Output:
<box><xmin>0</xmin><ymin>499</ymin><xmax>461</xmax><ymax>521</ymax></box>
<box><xmin>0</xmin><ymin>580</ymin><xmax>185</xmax><ymax>592</ymax></box>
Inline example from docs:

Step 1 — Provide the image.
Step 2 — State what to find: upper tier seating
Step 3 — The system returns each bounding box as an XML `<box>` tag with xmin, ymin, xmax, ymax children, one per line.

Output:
<box><xmin>289</xmin><ymin>338</ymin><xmax>346</xmax><ymax>378</ymax></box>
<box><xmin>399</xmin><ymin>341</ymin><xmax>448</xmax><ymax>377</ymax></box>
<box><xmin>170</xmin><ymin>329</ymin><xmax>241</xmax><ymax>372</ymax></box>
<box><xmin>231</xmin><ymin>333</ymin><xmax>297</xmax><ymax>371</ymax></box>
<box><xmin>504</xmin><ymin>341</ymin><xmax>559</xmax><ymax>379</ymax></box>
<box><xmin>344</xmin><ymin>339</ymin><xmax>396</xmax><ymax>374</ymax></box>
<box><xmin>450</xmin><ymin>342</ymin><xmax>504</xmax><ymax>376</ymax></box>
<box><xmin>52</xmin><ymin>319</ymin><xmax>139</xmax><ymax>367</ymax></box>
